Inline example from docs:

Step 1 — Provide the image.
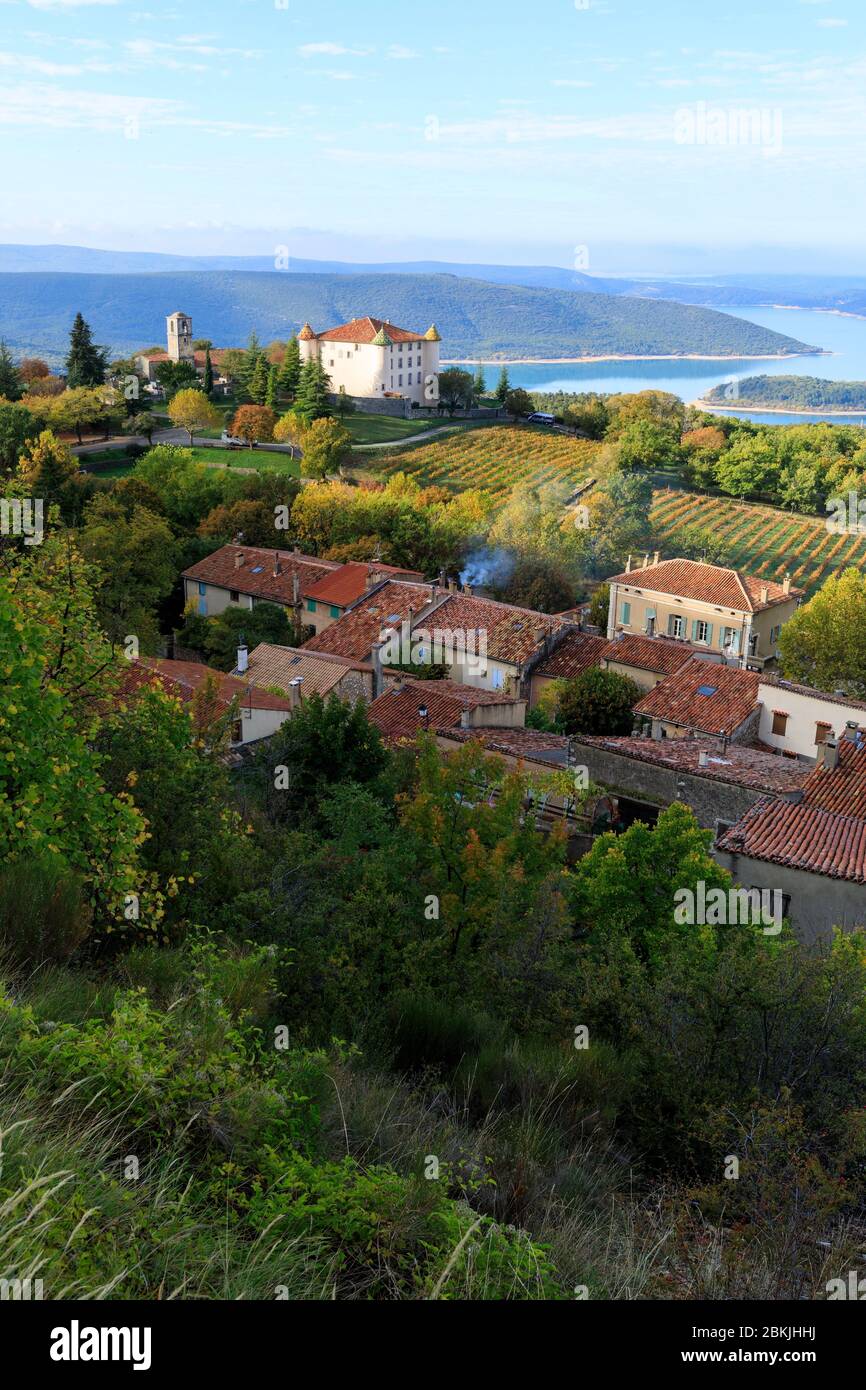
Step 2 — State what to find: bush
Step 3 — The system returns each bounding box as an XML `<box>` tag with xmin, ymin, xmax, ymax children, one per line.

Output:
<box><xmin>0</xmin><ymin>859</ymin><xmax>92</xmax><ymax>966</ymax></box>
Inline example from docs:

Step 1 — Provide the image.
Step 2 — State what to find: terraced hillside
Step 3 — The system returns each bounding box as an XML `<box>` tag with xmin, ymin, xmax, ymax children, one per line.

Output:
<box><xmin>651</xmin><ymin>489</ymin><xmax>866</xmax><ymax>597</ymax></box>
<box><xmin>375</xmin><ymin>425</ymin><xmax>600</xmax><ymax>503</ymax></box>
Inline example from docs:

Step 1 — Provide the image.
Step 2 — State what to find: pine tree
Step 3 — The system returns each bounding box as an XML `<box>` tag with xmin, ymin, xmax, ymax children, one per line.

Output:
<box><xmin>295</xmin><ymin>357</ymin><xmax>332</xmax><ymax>421</ymax></box>
<box><xmin>0</xmin><ymin>340</ymin><xmax>22</xmax><ymax>401</ymax></box>
<box><xmin>203</xmin><ymin>345</ymin><xmax>214</xmax><ymax>396</ymax></box>
<box><xmin>494</xmin><ymin>365</ymin><xmax>511</xmax><ymax>404</ymax></box>
<box><xmin>265</xmin><ymin>366</ymin><xmax>279</xmax><ymax>411</ymax></box>
<box><xmin>65</xmin><ymin>312</ymin><xmax>109</xmax><ymax>388</ymax></box>
<box><xmin>472</xmin><ymin>364</ymin><xmax>486</xmax><ymax>401</ymax></box>
<box><xmin>249</xmin><ymin>356</ymin><xmax>270</xmax><ymax>406</ymax></box>
<box><xmin>278</xmin><ymin>336</ymin><xmax>301</xmax><ymax>398</ymax></box>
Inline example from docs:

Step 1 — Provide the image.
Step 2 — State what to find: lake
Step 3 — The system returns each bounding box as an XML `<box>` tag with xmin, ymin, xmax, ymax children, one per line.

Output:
<box><xmin>501</xmin><ymin>307</ymin><xmax>866</xmax><ymax>426</ymax></box>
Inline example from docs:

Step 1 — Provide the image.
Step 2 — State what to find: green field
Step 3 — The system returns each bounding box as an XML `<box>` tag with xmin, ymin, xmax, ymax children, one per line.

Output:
<box><xmin>651</xmin><ymin>488</ymin><xmax>866</xmax><ymax>598</ymax></box>
<box><xmin>82</xmin><ymin>444</ymin><xmax>300</xmax><ymax>479</ymax></box>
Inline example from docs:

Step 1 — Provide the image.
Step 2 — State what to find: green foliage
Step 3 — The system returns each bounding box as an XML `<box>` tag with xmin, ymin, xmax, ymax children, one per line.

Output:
<box><xmin>777</xmin><ymin>566</ymin><xmax>866</xmax><ymax>696</ymax></box>
<box><xmin>295</xmin><ymin>357</ymin><xmax>332</xmax><ymax>421</ymax></box>
<box><xmin>177</xmin><ymin>600</ymin><xmax>300</xmax><ymax>671</ymax></box>
<box><xmin>556</xmin><ymin>665</ymin><xmax>640</xmax><ymax>735</ymax></box>
<box><xmin>64</xmin><ymin>312</ymin><xmax>109</xmax><ymax>388</ymax></box>
<box><xmin>0</xmin><ymin>401</ymin><xmax>40</xmax><ymax>475</ymax></box>
<box><xmin>0</xmin><ymin>339</ymin><xmax>23</xmax><ymax>400</ymax></box>
<box><xmin>262</xmin><ymin>692</ymin><xmax>391</xmax><ymax>827</ymax></box>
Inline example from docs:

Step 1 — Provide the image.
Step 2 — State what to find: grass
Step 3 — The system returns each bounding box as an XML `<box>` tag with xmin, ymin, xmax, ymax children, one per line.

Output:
<box><xmin>651</xmin><ymin>487</ymin><xmax>866</xmax><ymax>597</ymax></box>
<box><xmin>372</xmin><ymin>423</ymin><xmax>600</xmax><ymax>502</ymax></box>
<box><xmin>184</xmin><ymin>445</ymin><xmax>300</xmax><ymax>475</ymax></box>
<box><xmin>340</xmin><ymin>412</ymin><xmax>445</xmax><ymax>444</ymax></box>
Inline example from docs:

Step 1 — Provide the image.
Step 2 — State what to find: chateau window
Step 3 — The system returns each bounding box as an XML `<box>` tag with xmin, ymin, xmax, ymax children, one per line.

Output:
<box><xmin>198</xmin><ymin>582</ymin><xmax>206</xmax><ymax>596</ymax></box>
<box><xmin>399</xmin><ymin>375</ymin><xmax>403</xmax><ymax>386</ymax></box>
<box><xmin>771</xmin><ymin>710</ymin><xmax>788</xmax><ymax>736</ymax></box>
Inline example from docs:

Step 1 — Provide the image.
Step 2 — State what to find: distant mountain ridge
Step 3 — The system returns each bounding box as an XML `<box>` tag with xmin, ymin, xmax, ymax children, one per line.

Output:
<box><xmin>1</xmin><ymin>244</ymin><xmax>865</xmax><ymax>317</ymax></box>
<box><xmin>0</xmin><ymin>268</ymin><xmax>818</xmax><ymax>366</ymax></box>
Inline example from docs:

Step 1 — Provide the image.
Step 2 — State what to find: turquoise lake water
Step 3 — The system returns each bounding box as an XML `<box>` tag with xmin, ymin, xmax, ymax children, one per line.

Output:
<box><xmin>499</xmin><ymin>307</ymin><xmax>866</xmax><ymax>426</ymax></box>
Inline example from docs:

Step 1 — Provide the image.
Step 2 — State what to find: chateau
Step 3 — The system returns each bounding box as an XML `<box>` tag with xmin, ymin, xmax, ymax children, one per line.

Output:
<box><xmin>298</xmin><ymin>316</ymin><xmax>441</xmax><ymax>405</ymax></box>
<box><xmin>135</xmin><ymin>312</ymin><xmax>228</xmax><ymax>385</ymax></box>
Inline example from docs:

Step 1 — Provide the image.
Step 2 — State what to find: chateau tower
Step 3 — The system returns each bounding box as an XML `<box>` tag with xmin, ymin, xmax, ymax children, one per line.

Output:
<box><xmin>167</xmin><ymin>311</ymin><xmax>194</xmax><ymax>363</ymax></box>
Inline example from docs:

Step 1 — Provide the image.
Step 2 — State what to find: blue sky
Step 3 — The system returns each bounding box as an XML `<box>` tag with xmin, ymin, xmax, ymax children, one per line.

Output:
<box><xmin>0</xmin><ymin>0</ymin><xmax>863</xmax><ymax>272</ymax></box>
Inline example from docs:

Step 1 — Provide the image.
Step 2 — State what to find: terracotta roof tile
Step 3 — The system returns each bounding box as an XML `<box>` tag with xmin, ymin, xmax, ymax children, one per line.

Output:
<box><xmin>182</xmin><ymin>544</ymin><xmax>339</xmax><ymax>606</ymax></box>
<box><xmin>129</xmin><ymin>658</ymin><xmax>293</xmax><ymax>712</ymax></box>
<box><xmin>802</xmin><ymin>733</ymin><xmax>866</xmax><ymax>817</ymax></box>
<box><xmin>534</xmin><ymin>631</ymin><xmax>608</xmax><ymax>679</ymax></box>
<box><xmin>634</xmin><ymin>658</ymin><xmax>760</xmax><ymax>737</ymax></box>
<box><xmin>573</xmin><ymin>734</ymin><xmax>810</xmax><ymax>795</ymax></box>
<box><xmin>438</xmin><ymin>725</ymin><xmax>572</xmax><ymax>766</ymax></box>
<box><xmin>717</xmin><ymin>798</ymin><xmax>866</xmax><ymax>886</ymax></box>
<box><xmin>601</xmin><ymin>632</ymin><xmax>697</xmax><ymax>677</ymax></box>
<box><xmin>608</xmin><ymin>557</ymin><xmax>801</xmax><ymax>613</ymax></box>
<box><xmin>426</xmin><ymin>593</ymin><xmax>565</xmax><ymax>668</ymax></box>
<box><xmin>244</xmin><ymin>644</ymin><xmax>371</xmax><ymax>698</ymax></box>
<box><xmin>369</xmin><ymin>678</ymin><xmax>520</xmax><ymax>742</ymax></box>
<box><xmin>312</xmin><ymin>317</ymin><xmax>423</xmax><ymax>345</ymax></box>
<box><xmin>303</xmin><ymin>579</ymin><xmax>434</xmax><ymax>661</ymax></box>
<box><xmin>302</xmin><ymin>561</ymin><xmax>423</xmax><ymax>608</ymax></box>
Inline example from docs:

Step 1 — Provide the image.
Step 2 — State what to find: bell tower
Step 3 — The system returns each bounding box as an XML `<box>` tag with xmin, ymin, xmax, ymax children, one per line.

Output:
<box><xmin>167</xmin><ymin>311</ymin><xmax>194</xmax><ymax>363</ymax></box>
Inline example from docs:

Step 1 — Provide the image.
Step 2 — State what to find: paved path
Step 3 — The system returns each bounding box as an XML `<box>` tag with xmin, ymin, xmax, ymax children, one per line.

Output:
<box><xmin>351</xmin><ymin>423</ymin><xmax>469</xmax><ymax>451</ymax></box>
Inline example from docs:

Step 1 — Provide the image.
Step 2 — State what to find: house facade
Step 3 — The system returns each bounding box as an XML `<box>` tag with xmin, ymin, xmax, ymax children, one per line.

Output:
<box><xmin>605</xmin><ymin>556</ymin><xmax>801</xmax><ymax>669</ymax></box>
<box><xmin>298</xmin><ymin>316</ymin><xmax>441</xmax><ymax>406</ymax></box>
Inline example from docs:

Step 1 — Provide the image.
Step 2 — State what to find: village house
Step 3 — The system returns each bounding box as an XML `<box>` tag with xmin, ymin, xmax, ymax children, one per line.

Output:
<box><xmin>599</xmin><ymin>631</ymin><xmax>700</xmax><ymax>692</ymax></box>
<box><xmin>605</xmin><ymin>555</ymin><xmax>802</xmax><ymax>669</ymax></box>
<box><xmin>127</xmin><ymin>657</ymin><xmax>293</xmax><ymax>747</ymax></box>
<box><xmin>368</xmin><ymin>678</ymin><xmax>526</xmax><ymax>744</ymax></box>
<box><xmin>299</xmin><ymin>316</ymin><xmax>440</xmax><ymax>406</ymax></box>
<box><xmin>238</xmin><ymin>643</ymin><xmax>377</xmax><ymax>704</ymax></box>
<box><xmin>529</xmin><ymin>630</ymin><xmax>609</xmax><ymax>706</ymax></box>
<box><xmin>756</xmin><ymin>675</ymin><xmax>866</xmax><ymax>761</ymax></box>
<box><xmin>632</xmin><ymin>658</ymin><xmax>761</xmax><ymax>742</ymax></box>
<box><xmin>181</xmin><ymin>544</ymin><xmax>421</xmax><ymax>633</ymax></box>
<box><xmin>715</xmin><ymin>730</ymin><xmax>866</xmax><ymax>944</ymax></box>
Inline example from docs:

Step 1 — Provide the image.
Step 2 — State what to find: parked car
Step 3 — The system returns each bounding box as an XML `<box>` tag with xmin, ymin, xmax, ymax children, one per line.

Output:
<box><xmin>220</xmin><ymin>431</ymin><xmax>247</xmax><ymax>449</ymax></box>
<box><xmin>525</xmin><ymin>411</ymin><xmax>556</xmax><ymax>425</ymax></box>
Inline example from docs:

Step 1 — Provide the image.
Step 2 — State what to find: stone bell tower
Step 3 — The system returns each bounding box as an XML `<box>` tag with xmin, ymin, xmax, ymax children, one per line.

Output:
<box><xmin>166</xmin><ymin>311</ymin><xmax>194</xmax><ymax>363</ymax></box>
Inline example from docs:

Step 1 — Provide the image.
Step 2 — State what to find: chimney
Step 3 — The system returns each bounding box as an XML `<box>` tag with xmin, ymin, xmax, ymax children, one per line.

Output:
<box><xmin>816</xmin><ymin>738</ymin><xmax>838</xmax><ymax>769</ymax></box>
<box><xmin>438</xmin><ymin>568</ymin><xmax>447</xmax><ymax>589</ymax></box>
<box><xmin>844</xmin><ymin>721</ymin><xmax>859</xmax><ymax>743</ymax></box>
<box><xmin>237</xmin><ymin>641</ymin><xmax>248</xmax><ymax>674</ymax></box>
<box><xmin>625</xmin><ymin>554</ymin><xmax>632</xmax><ymax>573</ymax></box>
<box><xmin>698</xmin><ymin>748</ymin><xmax>709</xmax><ymax>767</ymax></box>
<box><xmin>273</xmin><ymin>551</ymin><xmax>282</xmax><ymax>577</ymax></box>
<box><xmin>783</xmin><ymin>573</ymin><xmax>791</xmax><ymax>595</ymax></box>
<box><xmin>292</xmin><ymin>572</ymin><xmax>300</xmax><ymax>607</ymax></box>
<box><xmin>642</xmin><ymin>553</ymin><xmax>649</xmax><ymax>569</ymax></box>
<box><xmin>234</xmin><ymin>551</ymin><xmax>245</xmax><ymax>568</ymax></box>
<box><xmin>370</xmin><ymin>640</ymin><xmax>384</xmax><ymax>699</ymax></box>
<box><xmin>288</xmin><ymin>676</ymin><xmax>303</xmax><ymax>711</ymax></box>
<box><xmin>460</xmin><ymin>708</ymin><xmax>472</xmax><ymax>729</ymax></box>
<box><xmin>653</xmin><ymin>551</ymin><xmax>660</xmax><ymax>566</ymax></box>
<box><xmin>533</xmin><ymin>625</ymin><xmax>547</xmax><ymax>646</ymax></box>
<box><xmin>760</xmin><ymin>585</ymin><xmax>768</xmax><ymax>604</ymax></box>
<box><xmin>463</xmin><ymin>582</ymin><xmax>473</xmax><ymax>597</ymax></box>
<box><xmin>651</xmin><ymin>718</ymin><xmax>663</xmax><ymax>741</ymax></box>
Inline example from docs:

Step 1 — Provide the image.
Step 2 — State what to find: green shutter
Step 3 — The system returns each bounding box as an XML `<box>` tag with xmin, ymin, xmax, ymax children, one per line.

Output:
<box><xmin>705</xmin><ymin>623</ymin><xmax>713</xmax><ymax>645</ymax></box>
<box><xmin>306</xmin><ymin>599</ymin><xmax>316</xmax><ymax>613</ymax></box>
<box><xmin>621</xmin><ymin>601</ymin><xmax>631</xmax><ymax>625</ymax></box>
<box><xmin>691</xmin><ymin>619</ymin><xmax>699</xmax><ymax>641</ymax></box>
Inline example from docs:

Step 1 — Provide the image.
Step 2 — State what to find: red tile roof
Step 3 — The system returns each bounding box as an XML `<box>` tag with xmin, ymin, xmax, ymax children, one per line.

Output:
<box><xmin>311</xmin><ymin>317</ymin><xmax>423</xmax><ymax>345</ymax></box>
<box><xmin>426</xmin><ymin>593</ymin><xmax>565</xmax><ymax>668</ymax></box>
<box><xmin>717</xmin><ymin>798</ymin><xmax>866</xmax><ymax>886</ymax></box>
<box><xmin>634</xmin><ymin>658</ymin><xmax>760</xmax><ymax>737</ymax></box>
<box><xmin>607</xmin><ymin>557</ymin><xmax>801</xmax><ymax>613</ymax></box>
<box><xmin>601</xmin><ymin>632</ymin><xmax>697</xmax><ymax>677</ymax></box>
<box><xmin>303</xmin><ymin>579</ymin><xmax>434</xmax><ymax>660</ymax></box>
<box><xmin>140</xmin><ymin>349</ymin><xmax>229</xmax><ymax>367</ymax></box>
<box><xmin>303</xmin><ymin>561</ymin><xmax>423</xmax><ymax>609</ymax></box>
<box><xmin>438</xmin><ymin>725</ymin><xmax>572</xmax><ymax>767</ymax></box>
<box><xmin>759</xmin><ymin>675</ymin><xmax>866</xmax><ymax>716</ymax></box>
<box><xmin>129</xmin><ymin>658</ymin><xmax>293</xmax><ymax>712</ymax></box>
<box><xmin>802</xmin><ymin>733</ymin><xmax>866</xmax><ymax>817</ymax></box>
<box><xmin>244</xmin><ymin>644</ymin><xmax>371</xmax><ymax>698</ymax></box>
<box><xmin>182</xmin><ymin>544</ymin><xmax>339</xmax><ymax>606</ymax></box>
<box><xmin>369</xmin><ymin>678</ymin><xmax>521</xmax><ymax>742</ymax></box>
<box><xmin>534</xmin><ymin>631</ymin><xmax>608</xmax><ymax>680</ymax></box>
<box><xmin>573</xmin><ymin>734</ymin><xmax>809</xmax><ymax>795</ymax></box>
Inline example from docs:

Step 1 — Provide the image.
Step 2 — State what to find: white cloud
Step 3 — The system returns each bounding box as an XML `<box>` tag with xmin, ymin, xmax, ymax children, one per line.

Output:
<box><xmin>551</xmin><ymin>79</ymin><xmax>593</xmax><ymax>88</ymax></box>
<box><xmin>817</xmin><ymin>17</ymin><xmax>848</xmax><ymax>25</ymax></box>
<box><xmin>24</xmin><ymin>0</ymin><xmax>119</xmax><ymax>9</ymax></box>
<box><xmin>298</xmin><ymin>43</ymin><xmax>371</xmax><ymax>58</ymax></box>
<box><xmin>387</xmin><ymin>45</ymin><xmax>418</xmax><ymax>60</ymax></box>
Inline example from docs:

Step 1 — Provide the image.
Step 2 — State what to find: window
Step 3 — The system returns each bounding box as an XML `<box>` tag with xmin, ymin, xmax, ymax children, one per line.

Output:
<box><xmin>815</xmin><ymin>722</ymin><xmax>832</xmax><ymax>745</ymax></box>
<box><xmin>306</xmin><ymin>599</ymin><xmax>317</xmax><ymax>613</ymax></box>
<box><xmin>644</xmin><ymin>608</ymin><xmax>656</xmax><ymax>635</ymax></box>
<box><xmin>770</xmin><ymin>624</ymin><xmax>781</xmax><ymax>644</ymax></box>
<box><xmin>694</xmin><ymin>619</ymin><xmax>713</xmax><ymax>644</ymax></box>
<box><xmin>491</xmin><ymin>669</ymin><xmax>504</xmax><ymax>689</ymax></box>
<box><xmin>398</xmin><ymin>375</ymin><xmax>403</xmax><ymax>387</ymax></box>
<box><xmin>621</xmin><ymin>601</ymin><xmax>631</xmax><ymax>625</ymax></box>
<box><xmin>771</xmin><ymin>711</ymin><xmax>788</xmax><ymax>736</ymax></box>
<box><xmin>668</xmin><ymin>614</ymin><xmax>684</xmax><ymax>639</ymax></box>
<box><xmin>329</xmin><ymin>605</ymin><xmax>340</xmax><ymax>619</ymax></box>
<box><xmin>198</xmin><ymin>581</ymin><xmax>207</xmax><ymax>596</ymax></box>
<box><xmin>721</xmin><ymin>625</ymin><xmax>740</xmax><ymax>655</ymax></box>
<box><xmin>696</xmin><ymin>683</ymin><xmax>718</xmax><ymax>697</ymax></box>
<box><xmin>229</xmin><ymin>590</ymin><xmax>239</xmax><ymax>603</ymax></box>
<box><xmin>231</xmin><ymin>719</ymin><xmax>243</xmax><ymax>745</ymax></box>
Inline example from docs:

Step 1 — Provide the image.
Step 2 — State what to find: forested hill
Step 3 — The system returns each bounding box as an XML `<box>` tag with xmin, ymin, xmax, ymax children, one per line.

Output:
<box><xmin>703</xmin><ymin>374</ymin><xmax>866</xmax><ymax>409</ymax></box>
<box><xmin>0</xmin><ymin>270</ymin><xmax>818</xmax><ymax>364</ymax></box>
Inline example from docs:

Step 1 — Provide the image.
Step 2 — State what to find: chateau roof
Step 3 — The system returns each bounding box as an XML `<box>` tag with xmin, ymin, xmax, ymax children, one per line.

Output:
<box><xmin>607</xmin><ymin>557</ymin><xmax>801</xmax><ymax>613</ymax></box>
<box><xmin>424</xmin><ymin>323</ymin><xmax>442</xmax><ymax>342</ymax></box>
<box><xmin>312</xmin><ymin>316</ymin><xmax>423</xmax><ymax>345</ymax></box>
<box><xmin>298</xmin><ymin>323</ymin><xmax>316</xmax><ymax>340</ymax></box>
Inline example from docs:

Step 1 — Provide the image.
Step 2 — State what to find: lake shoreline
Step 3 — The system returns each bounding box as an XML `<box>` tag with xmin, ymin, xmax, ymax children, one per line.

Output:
<box><xmin>693</xmin><ymin>398</ymin><xmax>866</xmax><ymax>417</ymax></box>
<box><xmin>443</xmin><ymin>350</ymin><xmax>829</xmax><ymax>366</ymax></box>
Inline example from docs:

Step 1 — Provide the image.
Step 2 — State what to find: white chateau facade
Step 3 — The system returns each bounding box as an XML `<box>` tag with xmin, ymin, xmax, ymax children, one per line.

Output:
<box><xmin>298</xmin><ymin>316</ymin><xmax>441</xmax><ymax>405</ymax></box>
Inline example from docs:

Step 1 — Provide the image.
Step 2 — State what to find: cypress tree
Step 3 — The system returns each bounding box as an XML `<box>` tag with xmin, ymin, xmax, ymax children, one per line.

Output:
<box><xmin>494</xmin><ymin>365</ymin><xmax>511</xmax><ymax>404</ymax></box>
<box><xmin>265</xmin><ymin>366</ymin><xmax>278</xmax><ymax>411</ymax></box>
<box><xmin>249</xmin><ymin>356</ymin><xmax>270</xmax><ymax>406</ymax></box>
<box><xmin>278</xmin><ymin>335</ymin><xmax>301</xmax><ymax>398</ymax></box>
<box><xmin>203</xmin><ymin>345</ymin><xmax>214</xmax><ymax>395</ymax></box>
<box><xmin>0</xmin><ymin>340</ymin><xmax>23</xmax><ymax>401</ymax></box>
<box><xmin>65</xmin><ymin>312</ymin><xmax>109</xmax><ymax>387</ymax></box>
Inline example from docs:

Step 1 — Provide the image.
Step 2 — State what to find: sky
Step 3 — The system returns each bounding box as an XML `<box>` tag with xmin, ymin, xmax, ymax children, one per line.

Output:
<box><xmin>0</xmin><ymin>0</ymin><xmax>863</xmax><ymax>274</ymax></box>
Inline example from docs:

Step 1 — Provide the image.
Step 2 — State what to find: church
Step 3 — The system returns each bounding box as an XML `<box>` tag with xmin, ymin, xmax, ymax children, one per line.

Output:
<box><xmin>298</xmin><ymin>316</ymin><xmax>441</xmax><ymax>406</ymax></box>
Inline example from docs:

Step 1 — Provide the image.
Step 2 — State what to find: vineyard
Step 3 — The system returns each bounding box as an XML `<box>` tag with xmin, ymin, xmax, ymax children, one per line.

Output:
<box><xmin>651</xmin><ymin>489</ymin><xmax>866</xmax><ymax>598</ymax></box>
<box><xmin>373</xmin><ymin>425</ymin><xmax>600</xmax><ymax>503</ymax></box>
